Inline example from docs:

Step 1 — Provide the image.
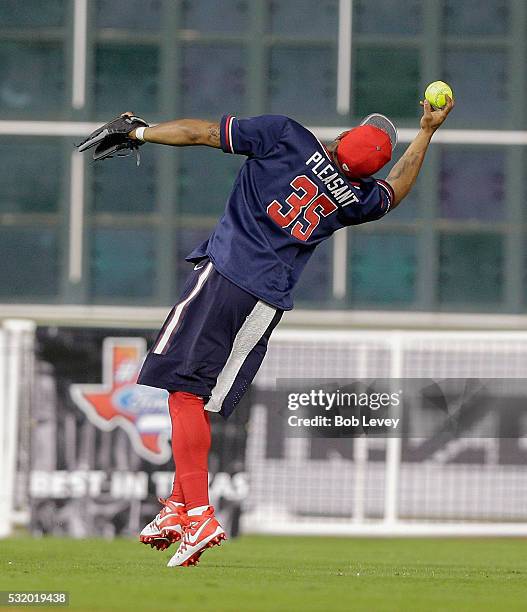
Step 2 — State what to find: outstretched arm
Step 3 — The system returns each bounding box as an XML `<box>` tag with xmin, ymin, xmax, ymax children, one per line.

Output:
<box><xmin>386</xmin><ymin>97</ymin><xmax>454</xmax><ymax>209</ymax></box>
<box><xmin>128</xmin><ymin>116</ymin><xmax>221</xmax><ymax>148</ymax></box>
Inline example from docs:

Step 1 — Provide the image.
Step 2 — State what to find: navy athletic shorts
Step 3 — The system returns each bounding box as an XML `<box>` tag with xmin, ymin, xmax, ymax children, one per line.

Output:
<box><xmin>137</xmin><ymin>258</ymin><xmax>283</xmax><ymax>419</ymax></box>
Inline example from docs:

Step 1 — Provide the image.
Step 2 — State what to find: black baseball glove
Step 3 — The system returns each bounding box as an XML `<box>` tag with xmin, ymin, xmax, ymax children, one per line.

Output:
<box><xmin>76</xmin><ymin>114</ymin><xmax>149</xmax><ymax>162</ymax></box>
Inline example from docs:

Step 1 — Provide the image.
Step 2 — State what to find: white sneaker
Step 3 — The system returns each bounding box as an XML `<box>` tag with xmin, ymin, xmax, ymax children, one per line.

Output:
<box><xmin>167</xmin><ymin>506</ymin><xmax>226</xmax><ymax>567</ymax></box>
<box><xmin>139</xmin><ymin>498</ymin><xmax>188</xmax><ymax>551</ymax></box>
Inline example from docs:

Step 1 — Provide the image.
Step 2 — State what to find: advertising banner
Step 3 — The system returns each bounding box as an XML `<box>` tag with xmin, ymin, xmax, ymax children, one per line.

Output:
<box><xmin>31</xmin><ymin>327</ymin><xmax>249</xmax><ymax>538</ymax></box>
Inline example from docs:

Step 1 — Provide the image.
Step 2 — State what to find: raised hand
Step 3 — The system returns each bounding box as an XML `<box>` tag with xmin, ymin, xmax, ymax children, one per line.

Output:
<box><xmin>420</xmin><ymin>95</ymin><xmax>454</xmax><ymax>133</ymax></box>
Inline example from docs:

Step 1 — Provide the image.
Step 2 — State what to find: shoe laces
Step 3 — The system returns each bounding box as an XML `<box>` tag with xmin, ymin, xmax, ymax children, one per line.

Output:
<box><xmin>185</xmin><ymin>506</ymin><xmax>215</xmax><ymax>532</ymax></box>
<box><xmin>178</xmin><ymin>508</ymin><xmax>215</xmax><ymax>555</ymax></box>
<box><xmin>157</xmin><ymin>497</ymin><xmax>188</xmax><ymax>523</ymax></box>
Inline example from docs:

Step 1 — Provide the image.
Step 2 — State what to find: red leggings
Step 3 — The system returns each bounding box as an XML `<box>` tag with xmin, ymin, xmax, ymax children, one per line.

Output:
<box><xmin>167</xmin><ymin>391</ymin><xmax>211</xmax><ymax>510</ymax></box>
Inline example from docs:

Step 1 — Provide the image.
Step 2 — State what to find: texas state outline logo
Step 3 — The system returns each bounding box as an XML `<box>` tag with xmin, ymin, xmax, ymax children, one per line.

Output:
<box><xmin>69</xmin><ymin>337</ymin><xmax>171</xmax><ymax>464</ymax></box>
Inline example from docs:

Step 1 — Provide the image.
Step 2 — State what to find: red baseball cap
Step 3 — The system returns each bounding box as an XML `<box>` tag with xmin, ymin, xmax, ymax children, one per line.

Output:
<box><xmin>335</xmin><ymin>114</ymin><xmax>397</xmax><ymax>178</ymax></box>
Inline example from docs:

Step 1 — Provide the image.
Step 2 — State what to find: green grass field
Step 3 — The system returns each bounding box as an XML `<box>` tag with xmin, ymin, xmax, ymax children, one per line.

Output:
<box><xmin>1</xmin><ymin>536</ymin><xmax>526</xmax><ymax>611</ymax></box>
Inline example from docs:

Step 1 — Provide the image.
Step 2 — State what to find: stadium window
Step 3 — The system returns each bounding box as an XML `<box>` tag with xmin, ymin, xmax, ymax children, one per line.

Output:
<box><xmin>380</xmin><ymin>151</ymin><xmax>422</xmax><ymax>221</ymax></box>
<box><xmin>267</xmin><ymin>46</ymin><xmax>337</xmax><ymax>122</ymax></box>
<box><xmin>90</xmin><ymin>227</ymin><xmax>157</xmax><ymax>300</ymax></box>
<box><xmin>443</xmin><ymin>0</ymin><xmax>509</xmax><ymax>36</ymax></box>
<box><xmin>443</xmin><ymin>50</ymin><xmax>508</xmax><ymax>126</ymax></box>
<box><xmin>438</xmin><ymin>147</ymin><xmax>506</xmax><ymax>222</ymax></box>
<box><xmin>95</xmin><ymin>0</ymin><xmax>162</xmax><ymax>31</ymax></box>
<box><xmin>354</xmin><ymin>0</ymin><xmax>422</xmax><ymax>36</ymax></box>
<box><xmin>180</xmin><ymin>44</ymin><xmax>247</xmax><ymax>118</ymax></box>
<box><xmin>0</xmin><ymin>138</ymin><xmax>63</xmax><ymax>214</ymax></box>
<box><xmin>94</xmin><ymin>45</ymin><xmax>160</xmax><ymax>116</ymax></box>
<box><xmin>178</xmin><ymin>148</ymin><xmax>242</xmax><ymax>218</ymax></box>
<box><xmin>0</xmin><ymin>0</ymin><xmax>65</xmax><ymax>27</ymax></box>
<box><xmin>0</xmin><ymin>42</ymin><xmax>65</xmax><ymax>115</ymax></box>
<box><xmin>380</xmin><ymin>187</ymin><xmax>420</xmax><ymax>222</ymax></box>
<box><xmin>266</xmin><ymin>0</ymin><xmax>338</xmax><ymax>38</ymax></box>
<box><xmin>348</xmin><ymin>231</ymin><xmax>417</xmax><ymax>306</ymax></box>
<box><xmin>353</xmin><ymin>48</ymin><xmax>420</xmax><ymax>120</ymax></box>
<box><xmin>92</xmin><ymin>150</ymin><xmax>158</xmax><ymax>214</ymax></box>
<box><xmin>438</xmin><ymin>232</ymin><xmax>504</xmax><ymax>307</ymax></box>
<box><xmin>0</xmin><ymin>226</ymin><xmax>60</xmax><ymax>298</ymax></box>
<box><xmin>180</xmin><ymin>0</ymin><xmax>249</xmax><ymax>33</ymax></box>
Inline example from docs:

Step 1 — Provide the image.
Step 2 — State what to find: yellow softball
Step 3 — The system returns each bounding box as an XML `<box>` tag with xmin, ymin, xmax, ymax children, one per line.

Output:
<box><xmin>424</xmin><ymin>81</ymin><xmax>453</xmax><ymax>110</ymax></box>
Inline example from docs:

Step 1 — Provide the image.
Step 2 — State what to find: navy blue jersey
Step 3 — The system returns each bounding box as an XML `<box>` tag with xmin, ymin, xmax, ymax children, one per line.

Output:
<box><xmin>186</xmin><ymin>114</ymin><xmax>394</xmax><ymax>310</ymax></box>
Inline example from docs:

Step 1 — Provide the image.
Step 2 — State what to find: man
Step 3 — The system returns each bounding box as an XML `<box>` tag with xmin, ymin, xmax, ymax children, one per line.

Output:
<box><xmin>134</xmin><ymin>96</ymin><xmax>454</xmax><ymax>567</ymax></box>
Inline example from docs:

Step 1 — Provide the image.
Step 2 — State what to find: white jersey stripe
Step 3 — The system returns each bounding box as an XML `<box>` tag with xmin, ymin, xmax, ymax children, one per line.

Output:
<box><xmin>153</xmin><ymin>262</ymin><xmax>213</xmax><ymax>355</ymax></box>
<box><xmin>204</xmin><ymin>300</ymin><xmax>276</xmax><ymax>413</ymax></box>
<box><xmin>228</xmin><ymin>116</ymin><xmax>235</xmax><ymax>154</ymax></box>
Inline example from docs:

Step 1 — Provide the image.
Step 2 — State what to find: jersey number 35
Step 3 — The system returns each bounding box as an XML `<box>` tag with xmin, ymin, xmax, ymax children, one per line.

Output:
<box><xmin>267</xmin><ymin>175</ymin><xmax>337</xmax><ymax>241</ymax></box>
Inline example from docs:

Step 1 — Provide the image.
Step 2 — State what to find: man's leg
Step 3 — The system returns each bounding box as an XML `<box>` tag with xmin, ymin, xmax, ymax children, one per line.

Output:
<box><xmin>168</xmin><ymin>391</ymin><xmax>210</xmax><ymax>512</ymax></box>
<box><xmin>168</xmin><ymin>477</ymin><xmax>185</xmax><ymax>506</ymax></box>
<box><xmin>138</xmin><ymin>263</ymin><xmax>280</xmax><ymax>564</ymax></box>
<box><xmin>140</xmin><ymin>391</ymin><xmax>212</xmax><ymax>550</ymax></box>
<box><xmin>166</xmin><ymin>391</ymin><xmax>226</xmax><ymax>567</ymax></box>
